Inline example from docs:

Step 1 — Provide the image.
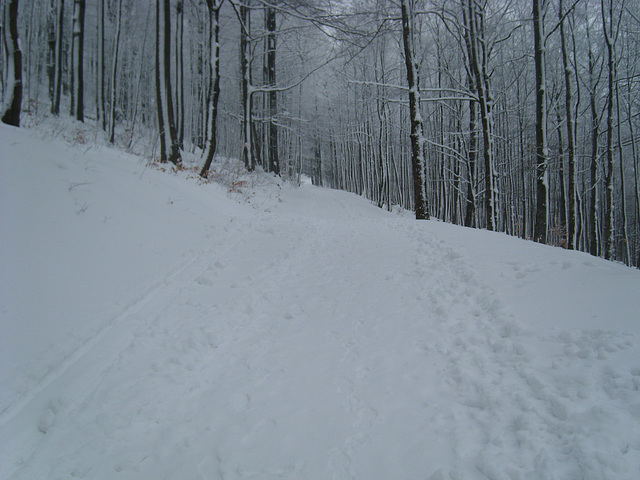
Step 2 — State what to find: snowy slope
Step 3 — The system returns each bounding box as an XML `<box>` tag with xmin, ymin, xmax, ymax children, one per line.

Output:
<box><xmin>1</xmin><ymin>123</ymin><xmax>640</xmax><ymax>480</ymax></box>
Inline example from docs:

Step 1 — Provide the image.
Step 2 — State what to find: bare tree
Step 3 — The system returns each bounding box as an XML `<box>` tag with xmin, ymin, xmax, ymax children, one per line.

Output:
<box><xmin>401</xmin><ymin>0</ymin><xmax>429</xmax><ymax>220</ymax></box>
<box><xmin>7</xmin><ymin>0</ymin><xmax>640</xmax><ymax>267</ymax></box>
<box><xmin>51</xmin><ymin>0</ymin><xmax>64</xmax><ymax>116</ymax></box>
<box><xmin>155</xmin><ymin>0</ymin><xmax>181</xmax><ymax>164</ymax></box>
<box><xmin>97</xmin><ymin>0</ymin><xmax>105</xmax><ymax>129</ymax></box>
<box><xmin>265</xmin><ymin>3</ymin><xmax>279</xmax><ymax>175</ymax></box>
<box><xmin>465</xmin><ymin>0</ymin><xmax>496</xmax><ymax>230</ymax></box>
<box><xmin>586</xmin><ymin>17</ymin><xmax>601</xmax><ymax>256</ymax></box>
<box><xmin>559</xmin><ymin>0</ymin><xmax>577</xmax><ymax>249</ymax></box>
<box><xmin>601</xmin><ymin>0</ymin><xmax>616</xmax><ymax>260</ymax></box>
<box><xmin>200</xmin><ymin>0</ymin><xmax>224</xmax><ymax>178</ymax></box>
<box><xmin>70</xmin><ymin>0</ymin><xmax>85</xmax><ymax>121</ymax></box>
<box><xmin>462</xmin><ymin>16</ymin><xmax>478</xmax><ymax>228</ymax></box>
<box><xmin>175</xmin><ymin>0</ymin><xmax>185</xmax><ymax>149</ymax></box>
<box><xmin>237</xmin><ymin>0</ymin><xmax>255</xmax><ymax>171</ymax></box>
<box><xmin>1</xmin><ymin>0</ymin><xmax>22</xmax><ymax>126</ymax></box>
<box><xmin>108</xmin><ymin>0</ymin><xmax>123</xmax><ymax>143</ymax></box>
<box><xmin>533</xmin><ymin>0</ymin><xmax>548</xmax><ymax>243</ymax></box>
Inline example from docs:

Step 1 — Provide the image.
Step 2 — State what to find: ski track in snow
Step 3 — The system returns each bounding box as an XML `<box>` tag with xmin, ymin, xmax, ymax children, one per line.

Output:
<box><xmin>2</xmin><ymin>126</ymin><xmax>640</xmax><ymax>479</ymax></box>
<box><xmin>0</xmin><ymin>251</ymin><xmax>206</xmax><ymax>427</ymax></box>
<box><xmin>7</xmin><ymin>212</ymin><xmax>638</xmax><ymax>480</ymax></box>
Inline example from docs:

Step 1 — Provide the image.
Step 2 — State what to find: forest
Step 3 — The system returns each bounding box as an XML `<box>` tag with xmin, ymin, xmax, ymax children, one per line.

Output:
<box><xmin>2</xmin><ymin>0</ymin><xmax>640</xmax><ymax>267</ymax></box>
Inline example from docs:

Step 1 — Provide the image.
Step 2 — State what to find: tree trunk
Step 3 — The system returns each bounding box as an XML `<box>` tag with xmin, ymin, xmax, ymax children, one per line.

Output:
<box><xmin>175</xmin><ymin>0</ymin><xmax>185</xmax><ymax>149</ymax></box>
<box><xmin>46</xmin><ymin>0</ymin><xmax>56</xmax><ymax>102</ymax></box>
<box><xmin>533</xmin><ymin>0</ymin><xmax>548</xmax><ymax>243</ymax></box>
<box><xmin>70</xmin><ymin>0</ymin><xmax>85</xmax><ymax>121</ymax></box>
<box><xmin>625</xmin><ymin>71</ymin><xmax>640</xmax><ymax>266</ymax></box>
<box><xmin>465</xmin><ymin>73</ymin><xmax>477</xmax><ymax>228</ymax></box>
<box><xmin>108</xmin><ymin>0</ymin><xmax>123</xmax><ymax>143</ymax></box>
<box><xmin>601</xmin><ymin>0</ymin><xmax>615</xmax><ymax>260</ymax></box>
<box><xmin>239</xmin><ymin>1</ymin><xmax>254</xmax><ymax>171</ymax></box>
<box><xmin>615</xmin><ymin>68</ymin><xmax>631</xmax><ymax>264</ymax></box>
<box><xmin>51</xmin><ymin>0</ymin><xmax>64</xmax><ymax>115</ymax></box>
<box><xmin>265</xmin><ymin>5</ymin><xmax>279</xmax><ymax>175</ymax></box>
<box><xmin>560</xmin><ymin>0</ymin><xmax>577</xmax><ymax>249</ymax></box>
<box><xmin>97</xmin><ymin>0</ymin><xmax>105</xmax><ymax>129</ymax></box>
<box><xmin>200</xmin><ymin>0</ymin><xmax>223</xmax><ymax>178</ymax></box>
<box><xmin>587</xmin><ymin>22</ymin><xmax>600</xmax><ymax>256</ymax></box>
<box><xmin>400</xmin><ymin>0</ymin><xmax>429</xmax><ymax>220</ymax></box>
<box><xmin>466</xmin><ymin>0</ymin><xmax>496</xmax><ymax>230</ymax></box>
<box><xmin>155</xmin><ymin>0</ymin><xmax>181</xmax><ymax>165</ymax></box>
<box><xmin>555</xmin><ymin>107</ymin><xmax>567</xmax><ymax>244</ymax></box>
<box><xmin>1</xmin><ymin>0</ymin><xmax>22</xmax><ymax>127</ymax></box>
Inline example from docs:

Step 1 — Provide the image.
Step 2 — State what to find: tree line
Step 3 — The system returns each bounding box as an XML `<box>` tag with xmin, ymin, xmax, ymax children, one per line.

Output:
<box><xmin>1</xmin><ymin>0</ymin><xmax>639</xmax><ymax>267</ymax></box>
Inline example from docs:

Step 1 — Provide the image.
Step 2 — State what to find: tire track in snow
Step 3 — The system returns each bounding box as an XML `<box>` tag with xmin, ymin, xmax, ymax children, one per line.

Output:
<box><xmin>59</xmin><ymin>215</ymin><xmax>323</xmax><ymax>480</ymax></box>
<box><xmin>2</xmin><ymin>216</ymin><xmax>297</xmax><ymax>479</ymax></box>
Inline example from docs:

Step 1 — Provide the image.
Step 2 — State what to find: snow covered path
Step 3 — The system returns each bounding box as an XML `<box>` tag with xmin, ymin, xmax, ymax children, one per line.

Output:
<box><xmin>2</xmin><ymin>124</ymin><xmax>640</xmax><ymax>479</ymax></box>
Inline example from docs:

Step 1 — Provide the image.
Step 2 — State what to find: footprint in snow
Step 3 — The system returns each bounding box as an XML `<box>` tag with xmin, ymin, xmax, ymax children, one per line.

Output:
<box><xmin>194</xmin><ymin>275</ymin><xmax>214</xmax><ymax>286</ymax></box>
<box><xmin>230</xmin><ymin>392</ymin><xmax>251</xmax><ymax>412</ymax></box>
<box><xmin>37</xmin><ymin>398</ymin><xmax>66</xmax><ymax>434</ymax></box>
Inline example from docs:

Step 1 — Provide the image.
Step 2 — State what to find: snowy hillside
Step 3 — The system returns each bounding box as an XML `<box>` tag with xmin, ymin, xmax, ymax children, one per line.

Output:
<box><xmin>2</xmin><ymin>123</ymin><xmax>640</xmax><ymax>480</ymax></box>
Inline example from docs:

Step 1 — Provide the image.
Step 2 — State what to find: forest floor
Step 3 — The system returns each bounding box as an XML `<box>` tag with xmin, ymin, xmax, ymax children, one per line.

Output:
<box><xmin>2</xmin><ymin>122</ymin><xmax>640</xmax><ymax>479</ymax></box>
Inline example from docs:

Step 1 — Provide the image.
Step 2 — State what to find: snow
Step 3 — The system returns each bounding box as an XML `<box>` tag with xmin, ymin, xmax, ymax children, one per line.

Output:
<box><xmin>2</xmin><ymin>123</ymin><xmax>640</xmax><ymax>479</ymax></box>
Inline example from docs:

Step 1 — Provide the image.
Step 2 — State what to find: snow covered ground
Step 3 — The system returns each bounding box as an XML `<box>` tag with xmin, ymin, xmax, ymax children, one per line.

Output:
<box><xmin>2</xmin><ymin>123</ymin><xmax>640</xmax><ymax>479</ymax></box>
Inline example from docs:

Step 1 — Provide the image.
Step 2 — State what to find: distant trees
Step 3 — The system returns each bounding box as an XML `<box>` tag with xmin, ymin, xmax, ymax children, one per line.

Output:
<box><xmin>9</xmin><ymin>0</ymin><xmax>640</xmax><ymax>267</ymax></box>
